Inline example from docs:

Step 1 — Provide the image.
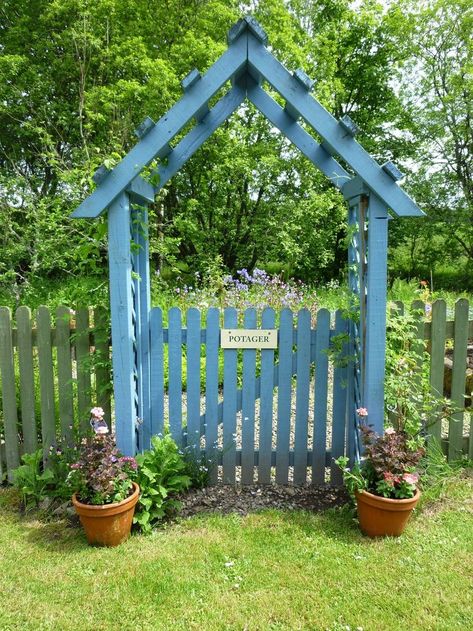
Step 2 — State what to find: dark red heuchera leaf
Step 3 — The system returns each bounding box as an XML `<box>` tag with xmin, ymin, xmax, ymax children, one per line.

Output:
<box><xmin>360</xmin><ymin>425</ymin><xmax>424</xmax><ymax>483</ymax></box>
<box><xmin>72</xmin><ymin>434</ymin><xmax>137</xmax><ymax>504</ymax></box>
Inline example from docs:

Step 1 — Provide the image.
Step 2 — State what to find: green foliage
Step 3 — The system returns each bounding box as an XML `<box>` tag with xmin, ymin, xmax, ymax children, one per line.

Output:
<box><xmin>419</xmin><ymin>438</ymin><xmax>471</xmax><ymax>505</ymax></box>
<box><xmin>2</xmin><ymin>0</ymin><xmax>448</xmax><ymax>298</ymax></box>
<box><xmin>12</xmin><ymin>450</ymin><xmax>54</xmax><ymax>508</ymax></box>
<box><xmin>385</xmin><ymin>306</ymin><xmax>455</xmax><ymax>437</ymax></box>
<box><xmin>133</xmin><ymin>435</ymin><xmax>191</xmax><ymax>533</ymax></box>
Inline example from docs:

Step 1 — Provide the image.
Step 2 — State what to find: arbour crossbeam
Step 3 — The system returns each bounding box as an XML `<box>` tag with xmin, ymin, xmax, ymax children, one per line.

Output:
<box><xmin>72</xmin><ymin>16</ymin><xmax>424</xmax><ymax>462</ymax></box>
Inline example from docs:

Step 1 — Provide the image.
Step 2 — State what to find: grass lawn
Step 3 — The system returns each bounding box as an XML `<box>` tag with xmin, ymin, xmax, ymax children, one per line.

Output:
<box><xmin>1</xmin><ymin>477</ymin><xmax>472</xmax><ymax>631</ymax></box>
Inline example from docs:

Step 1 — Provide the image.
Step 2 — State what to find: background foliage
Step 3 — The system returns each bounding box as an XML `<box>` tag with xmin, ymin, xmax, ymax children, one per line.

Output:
<box><xmin>1</xmin><ymin>0</ymin><xmax>471</xmax><ymax>306</ymax></box>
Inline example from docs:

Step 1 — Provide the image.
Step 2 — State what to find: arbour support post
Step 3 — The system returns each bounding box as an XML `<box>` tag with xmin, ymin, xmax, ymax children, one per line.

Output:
<box><xmin>344</xmin><ymin>178</ymin><xmax>388</xmax><ymax>438</ymax></box>
<box><xmin>108</xmin><ymin>192</ymin><xmax>138</xmax><ymax>455</ymax></box>
<box><xmin>364</xmin><ymin>194</ymin><xmax>389</xmax><ymax>435</ymax></box>
<box><xmin>130</xmin><ymin>203</ymin><xmax>152</xmax><ymax>450</ymax></box>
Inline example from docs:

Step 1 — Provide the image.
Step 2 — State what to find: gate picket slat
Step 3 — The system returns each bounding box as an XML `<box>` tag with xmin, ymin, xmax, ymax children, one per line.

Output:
<box><xmin>331</xmin><ymin>311</ymin><xmax>347</xmax><ymax>484</ymax></box>
<box><xmin>276</xmin><ymin>308</ymin><xmax>293</xmax><ymax>484</ymax></box>
<box><xmin>16</xmin><ymin>306</ymin><xmax>37</xmax><ymax>454</ymax></box>
<box><xmin>222</xmin><ymin>308</ymin><xmax>238</xmax><ymax>484</ymax></box>
<box><xmin>449</xmin><ymin>299</ymin><xmax>469</xmax><ymax>460</ymax></box>
<box><xmin>0</xmin><ymin>307</ymin><xmax>20</xmax><ymax>479</ymax></box>
<box><xmin>258</xmin><ymin>307</ymin><xmax>276</xmax><ymax>484</ymax></box>
<box><xmin>95</xmin><ymin>307</ymin><xmax>112</xmax><ymax>430</ymax></box>
<box><xmin>168</xmin><ymin>307</ymin><xmax>183</xmax><ymax>446</ymax></box>
<box><xmin>75</xmin><ymin>308</ymin><xmax>91</xmax><ymax>433</ymax></box>
<box><xmin>429</xmin><ymin>300</ymin><xmax>446</xmax><ymax>444</ymax></box>
<box><xmin>313</xmin><ymin>308</ymin><xmax>330</xmax><ymax>485</ymax></box>
<box><xmin>205</xmin><ymin>308</ymin><xmax>220</xmax><ymax>485</ymax></box>
<box><xmin>150</xmin><ymin>308</ymin><xmax>164</xmax><ymax>438</ymax></box>
<box><xmin>37</xmin><ymin>306</ymin><xmax>56</xmax><ymax>454</ymax></box>
<box><xmin>186</xmin><ymin>308</ymin><xmax>201</xmax><ymax>458</ymax></box>
<box><xmin>241</xmin><ymin>308</ymin><xmax>257</xmax><ymax>485</ymax></box>
<box><xmin>56</xmin><ymin>306</ymin><xmax>74</xmax><ymax>446</ymax></box>
<box><xmin>294</xmin><ymin>309</ymin><xmax>311</xmax><ymax>485</ymax></box>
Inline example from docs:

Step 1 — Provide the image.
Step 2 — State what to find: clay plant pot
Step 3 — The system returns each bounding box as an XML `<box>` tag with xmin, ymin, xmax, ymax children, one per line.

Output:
<box><xmin>355</xmin><ymin>488</ymin><xmax>420</xmax><ymax>538</ymax></box>
<box><xmin>72</xmin><ymin>482</ymin><xmax>140</xmax><ymax>547</ymax></box>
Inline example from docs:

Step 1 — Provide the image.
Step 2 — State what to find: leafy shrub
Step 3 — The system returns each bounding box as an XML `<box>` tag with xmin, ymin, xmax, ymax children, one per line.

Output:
<box><xmin>133</xmin><ymin>435</ymin><xmax>191</xmax><ymax>534</ymax></box>
<box><xmin>385</xmin><ymin>306</ymin><xmax>454</xmax><ymax>437</ymax></box>
<box><xmin>13</xmin><ymin>450</ymin><xmax>54</xmax><ymax>508</ymax></box>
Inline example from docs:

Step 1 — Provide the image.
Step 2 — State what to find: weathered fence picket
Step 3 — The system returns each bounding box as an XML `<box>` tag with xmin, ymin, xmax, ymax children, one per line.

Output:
<box><xmin>0</xmin><ymin>306</ymin><xmax>111</xmax><ymax>480</ymax></box>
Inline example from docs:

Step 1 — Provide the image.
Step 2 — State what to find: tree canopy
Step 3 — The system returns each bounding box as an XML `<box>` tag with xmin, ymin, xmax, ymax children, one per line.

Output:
<box><xmin>1</xmin><ymin>0</ymin><xmax>471</xmax><ymax>303</ymax></box>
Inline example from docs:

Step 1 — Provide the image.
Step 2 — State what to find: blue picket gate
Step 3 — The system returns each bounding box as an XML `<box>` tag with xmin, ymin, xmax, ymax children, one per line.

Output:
<box><xmin>147</xmin><ymin>306</ymin><xmax>352</xmax><ymax>486</ymax></box>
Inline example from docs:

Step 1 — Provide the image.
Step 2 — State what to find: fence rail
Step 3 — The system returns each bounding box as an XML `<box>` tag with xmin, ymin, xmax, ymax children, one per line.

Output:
<box><xmin>1</xmin><ymin>300</ymin><xmax>472</xmax><ymax>482</ymax></box>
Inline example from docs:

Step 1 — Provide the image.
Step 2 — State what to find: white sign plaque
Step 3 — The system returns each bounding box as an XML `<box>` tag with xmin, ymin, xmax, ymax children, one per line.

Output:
<box><xmin>221</xmin><ymin>329</ymin><xmax>278</xmax><ymax>349</ymax></box>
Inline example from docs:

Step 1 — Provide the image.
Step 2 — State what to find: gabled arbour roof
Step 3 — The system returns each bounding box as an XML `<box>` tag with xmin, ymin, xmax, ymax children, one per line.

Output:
<box><xmin>71</xmin><ymin>16</ymin><xmax>424</xmax><ymax>219</ymax></box>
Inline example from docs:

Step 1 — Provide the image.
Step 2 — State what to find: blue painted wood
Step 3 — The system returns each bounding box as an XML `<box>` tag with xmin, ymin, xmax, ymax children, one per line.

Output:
<box><xmin>205</xmin><ymin>308</ymin><xmax>220</xmax><ymax>485</ymax></box>
<box><xmin>331</xmin><ymin>311</ymin><xmax>348</xmax><ymax>484</ymax></box>
<box><xmin>241</xmin><ymin>308</ymin><xmax>257</xmax><ymax>485</ymax></box>
<box><xmin>247</xmin><ymin>83</ymin><xmax>349</xmax><ymax>189</ymax></box>
<box><xmin>258</xmin><ymin>307</ymin><xmax>276</xmax><ymax>484</ymax></box>
<box><xmin>108</xmin><ymin>193</ymin><xmax>136</xmax><ymax>455</ymax></box>
<box><xmin>131</xmin><ymin>208</ymin><xmax>144</xmax><ymax>450</ymax></box>
<box><xmin>247</xmin><ymin>35</ymin><xmax>423</xmax><ymax>217</ymax></box>
<box><xmin>228</xmin><ymin>15</ymin><xmax>268</xmax><ymax>45</ymax></box>
<box><xmin>134</xmin><ymin>116</ymin><xmax>155</xmax><ymax>139</ymax></box>
<box><xmin>71</xmin><ymin>37</ymin><xmax>247</xmax><ymax>218</ymax></box>
<box><xmin>136</xmin><ymin>206</ymin><xmax>151</xmax><ymax>448</ymax></box>
<box><xmin>294</xmin><ymin>309</ymin><xmax>311</xmax><ymax>484</ymax></box>
<box><xmin>127</xmin><ymin>177</ymin><xmax>155</xmax><ymax>204</ymax></box>
<box><xmin>364</xmin><ymin>195</ymin><xmax>389</xmax><ymax>436</ymax></box>
<box><xmin>152</xmin><ymin>84</ymin><xmax>245</xmax><ymax>193</ymax></box>
<box><xmin>312</xmin><ymin>309</ymin><xmax>330</xmax><ymax>485</ymax></box>
<box><xmin>222</xmin><ymin>308</ymin><xmax>238</xmax><ymax>484</ymax></box>
<box><xmin>150</xmin><ymin>308</ymin><xmax>164</xmax><ymax>438</ymax></box>
<box><xmin>186</xmin><ymin>308</ymin><xmax>201</xmax><ymax>458</ymax></box>
<box><xmin>276</xmin><ymin>309</ymin><xmax>293</xmax><ymax>484</ymax></box>
<box><xmin>182</xmin><ymin>68</ymin><xmax>201</xmax><ymax>91</ymax></box>
<box><xmin>168</xmin><ymin>307</ymin><xmax>183</xmax><ymax>446</ymax></box>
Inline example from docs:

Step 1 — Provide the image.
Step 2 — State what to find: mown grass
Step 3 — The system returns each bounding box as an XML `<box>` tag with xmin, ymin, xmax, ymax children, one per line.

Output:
<box><xmin>0</xmin><ymin>475</ymin><xmax>472</xmax><ymax>631</ymax></box>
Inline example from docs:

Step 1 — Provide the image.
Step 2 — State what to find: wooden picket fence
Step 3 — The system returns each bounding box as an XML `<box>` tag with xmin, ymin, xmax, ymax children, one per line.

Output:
<box><xmin>0</xmin><ymin>306</ymin><xmax>111</xmax><ymax>481</ymax></box>
<box><xmin>0</xmin><ymin>300</ymin><xmax>472</xmax><ymax>483</ymax></box>
<box><xmin>147</xmin><ymin>306</ymin><xmax>350</xmax><ymax>486</ymax></box>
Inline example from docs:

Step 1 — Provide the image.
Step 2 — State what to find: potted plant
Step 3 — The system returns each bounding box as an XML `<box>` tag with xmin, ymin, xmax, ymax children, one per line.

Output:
<box><xmin>69</xmin><ymin>407</ymin><xmax>139</xmax><ymax>546</ymax></box>
<box><xmin>336</xmin><ymin>409</ymin><xmax>425</xmax><ymax>538</ymax></box>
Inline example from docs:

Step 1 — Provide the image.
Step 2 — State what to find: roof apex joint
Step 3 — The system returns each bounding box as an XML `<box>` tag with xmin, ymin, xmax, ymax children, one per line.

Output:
<box><xmin>227</xmin><ymin>15</ymin><xmax>268</xmax><ymax>46</ymax></box>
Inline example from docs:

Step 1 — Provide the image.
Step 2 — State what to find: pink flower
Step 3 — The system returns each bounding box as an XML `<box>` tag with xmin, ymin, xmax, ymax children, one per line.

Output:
<box><xmin>70</xmin><ymin>462</ymin><xmax>81</xmax><ymax>470</ymax></box>
<box><xmin>385</xmin><ymin>427</ymin><xmax>396</xmax><ymax>435</ymax></box>
<box><xmin>90</xmin><ymin>407</ymin><xmax>105</xmax><ymax>420</ymax></box>
<box><xmin>383</xmin><ymin>471</ymin><xmax>395</xmax><ymax>486</ymax></box>
<box><xmin>356</xmin><ymin>407</ymin><xmax>368</xmax><ymax>417</ymax></box>
<box><xmin>402</xmin><ymin>472</ymin><xmax>419</xmax><ymax>485</ymax></box>
<box><xmin>95</xmin><ymin>425</ymin><xmax>109</xmax><ymax>435</ymax></box>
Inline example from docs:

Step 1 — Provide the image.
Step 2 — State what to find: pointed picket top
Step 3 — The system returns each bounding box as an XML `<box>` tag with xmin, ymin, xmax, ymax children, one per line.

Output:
<box><xmin>71</xmin><ymin>15</ymin><xmax>424</xmax><ymax>219</ymax></box>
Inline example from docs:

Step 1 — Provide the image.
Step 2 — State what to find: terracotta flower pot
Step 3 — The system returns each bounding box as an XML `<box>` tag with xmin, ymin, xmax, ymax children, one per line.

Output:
<box><xmin>355</xmin><ymin>488</ymin><xmax>420</xmax><ymax>538</ymax></box>
<box><xmin>72</xmin><ymin>482</ymin><xmax>140</xmax><ymax>547</ymax></box>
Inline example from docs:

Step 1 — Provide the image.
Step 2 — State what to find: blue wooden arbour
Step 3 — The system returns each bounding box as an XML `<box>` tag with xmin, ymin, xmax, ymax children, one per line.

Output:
<box><xmin>71</xmin><ymin>17</ymin><xmax>424</xmax><ymax>459</ymax></box>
